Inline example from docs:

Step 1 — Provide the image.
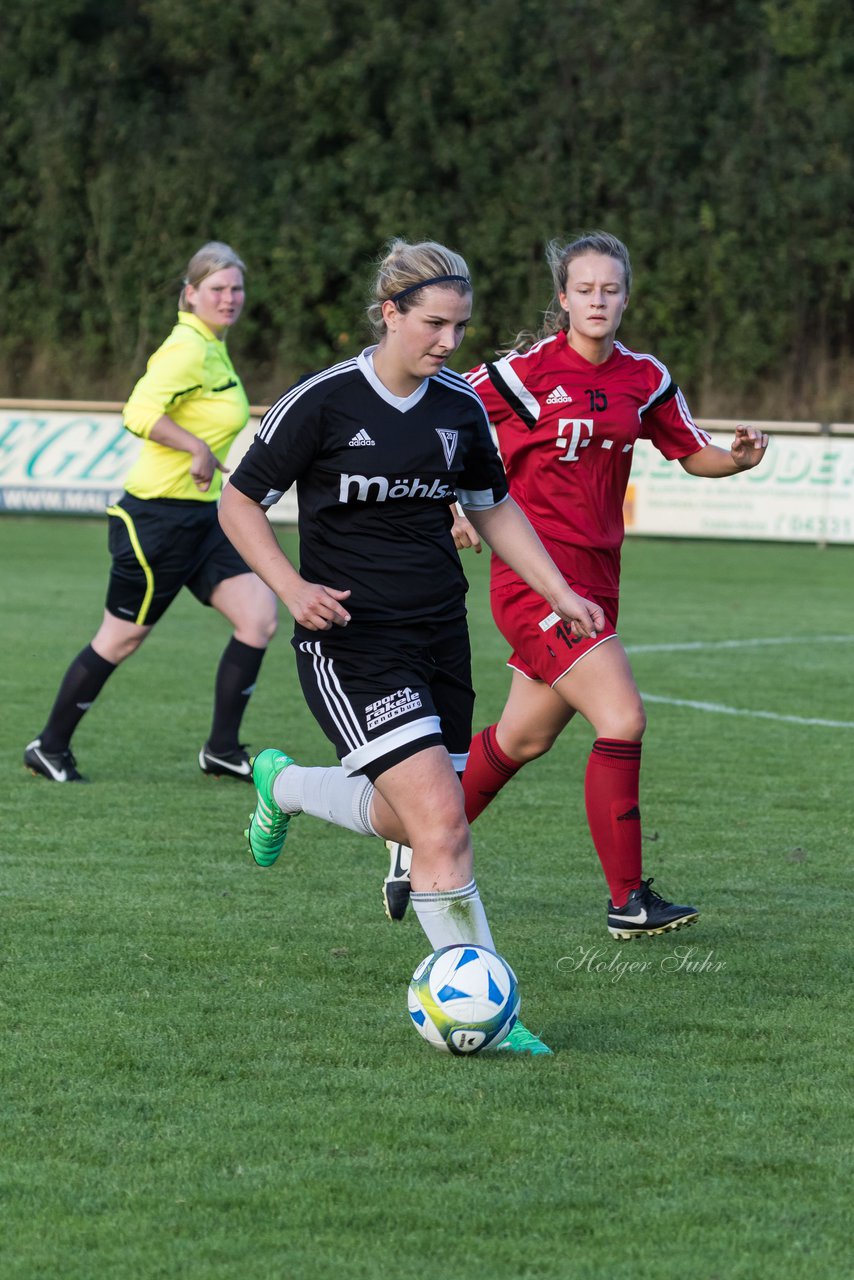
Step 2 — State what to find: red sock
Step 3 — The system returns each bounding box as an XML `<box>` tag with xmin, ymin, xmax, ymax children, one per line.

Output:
<box><xmin>584</xmin><ymin>738</ymin><xmax>643</xmax><ymax>906</ymax></box>
<box><xmin>462</xmin><ymin>724</ymin><xmax>523</xmax><ymax>823</ymax></box>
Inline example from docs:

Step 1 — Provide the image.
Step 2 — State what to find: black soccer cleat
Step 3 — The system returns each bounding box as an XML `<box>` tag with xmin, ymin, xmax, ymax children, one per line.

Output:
<box><xmin>24</xmin><ymin>738</ymin><xmax>85</xmax><ymax>782</ymax></box>
<box><xmin>198</xmin><ymin>743</ymin><xmax>253</xmax><ymax>781</ymax></box>
<box><xmin>382</xmin><ymin>840</ymin><xmax>412</xmax><ymax>921</ymax></box>
<box><xmin>607</xmin><ymin>877</ymin><xmax>699</xmax><ymax>940</ymax></box>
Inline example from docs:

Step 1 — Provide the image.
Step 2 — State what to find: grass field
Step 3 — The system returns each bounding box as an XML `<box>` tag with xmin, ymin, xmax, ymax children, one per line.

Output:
<box><xmin>3</xmin><ymin>516</ymin><xmax>852</xmax><ymax>1280</ymax></box>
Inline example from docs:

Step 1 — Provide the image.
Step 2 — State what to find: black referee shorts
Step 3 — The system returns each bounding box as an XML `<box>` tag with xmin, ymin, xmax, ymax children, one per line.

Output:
<box><xmin>293</xmin><ymin>616</ymin><xmax>475</xmax><ymax>782</ymax></box>
<box><xmin>105</xmin><ymin>493</ymin><xmax>251</xmax><ymax>626</ymax></box>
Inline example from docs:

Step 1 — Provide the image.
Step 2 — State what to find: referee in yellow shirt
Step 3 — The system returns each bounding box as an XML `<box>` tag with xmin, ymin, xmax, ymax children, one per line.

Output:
<box><xmin>25</xmin><ymin>242</ymin><xmax>278</xmax><ymax>782</ymax></box>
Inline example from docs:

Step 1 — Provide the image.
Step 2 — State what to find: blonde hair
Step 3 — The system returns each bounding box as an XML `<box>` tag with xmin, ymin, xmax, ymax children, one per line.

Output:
<box><xmin>366</xmin><ymin>239</ymin><xmax>472</xmax><ymax>338</ymax></box>
<box><xmin>543</xmin><ymin>231</ymin><xmax>631</xmax><ymax>336</ymax></box>
<box><xmin>179</xmin><ymin>241</ymin><xmax>246</xmax><ymax>310</ymax></box>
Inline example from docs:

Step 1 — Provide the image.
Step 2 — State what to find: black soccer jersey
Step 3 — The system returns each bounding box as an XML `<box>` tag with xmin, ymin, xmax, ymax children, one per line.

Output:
<box><xmin>228</xmin><ymin>348</ymin><xmax>509</xmax><ymax>628</ymax></box>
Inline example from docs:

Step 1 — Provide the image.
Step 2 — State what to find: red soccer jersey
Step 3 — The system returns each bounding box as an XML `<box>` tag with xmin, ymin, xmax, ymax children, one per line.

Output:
<box><xmin>464</xmin><ymin>331</ymin><xmax>711</xmax><ymax>596</ymax></box>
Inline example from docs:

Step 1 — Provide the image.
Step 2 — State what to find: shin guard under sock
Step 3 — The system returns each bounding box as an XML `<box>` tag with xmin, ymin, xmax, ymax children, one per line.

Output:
<box><xmin>208</xmin><ymin>637</ymin><xmax>266</xmax><ymax>753</ymax></box>
<box><xmin>584</xmin><ymin>737</ymin><xmax>643</xmax><ymax>906</ymax></box>
<box><xmin>39</xmin><ymin>645</ymin><xmax>117</xmax><ymax>752</ymax></box>
<box><xmin>410</xmin><ymin>880</ymin><xmax>496</xmax><ymax>951</ymax></box>
<box><xmin>462</xmin><ymin>724</ymin><xmax>523</xmax><ymax>823</ymax></box>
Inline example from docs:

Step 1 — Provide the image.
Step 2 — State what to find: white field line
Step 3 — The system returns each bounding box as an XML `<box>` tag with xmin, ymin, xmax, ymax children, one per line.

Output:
<box><xmin>639</xmin><ymin>693</ymin><xmax>854</xmax><ymax>729</ymax></box>
<box><xmin>629</xmin><ymin>635</ymin><xmax>854</xmax><ymax>728</ymax></box>
<box><xmin>626</xmin><ymin>635</ymin><xmax>853</xmax><ymax>655</ymax></box>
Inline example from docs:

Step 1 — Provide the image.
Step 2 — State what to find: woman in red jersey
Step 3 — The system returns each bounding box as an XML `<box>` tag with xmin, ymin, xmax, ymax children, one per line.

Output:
<box><xmin>382</xmin><ymin>231</ymin><xmax>768</xmax><ymax>938</ymax></box>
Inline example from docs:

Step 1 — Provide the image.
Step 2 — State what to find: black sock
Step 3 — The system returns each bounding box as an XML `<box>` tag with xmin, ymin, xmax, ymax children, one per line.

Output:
<box><xmin>208</xmin><ymin>637</ymin><xmax>267</xmax><ymax>753</ymax></box>
<box><xmin>40</xmin><ymin>645</ymin><xmax>118</xmax><ymax>753</ymax></box>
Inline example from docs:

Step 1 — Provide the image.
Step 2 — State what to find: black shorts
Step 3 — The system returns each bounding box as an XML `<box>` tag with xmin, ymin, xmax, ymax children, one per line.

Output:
<box><xmin>105</xmin><ymin>493</ymin><xmax>251</xmax><ymax>626</ymax></box>
<box><xmin>293</xmin><ymin>617</ymin><xmax>475</xmax><ymax>782</ymax></box>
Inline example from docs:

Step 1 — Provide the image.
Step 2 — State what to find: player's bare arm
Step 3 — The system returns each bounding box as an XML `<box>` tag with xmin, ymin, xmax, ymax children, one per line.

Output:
<box><xmin>463</xmin><ymin>497</ymin><xmax>604</xmax><ymax>638</ymax></box>
<box><xmin>147</xmin><ymin>414</ymin><xmax>227</xmax><ymax>492</ymax></box>
<box><xmin>218</xmin><ymin>483</ymin><xmax>351</xmax><ymax>629</ymax></box>
<box><xmin>679</xmin><ymin>425</ymin><xmax>769</xmax><ymax>478</ymax></box>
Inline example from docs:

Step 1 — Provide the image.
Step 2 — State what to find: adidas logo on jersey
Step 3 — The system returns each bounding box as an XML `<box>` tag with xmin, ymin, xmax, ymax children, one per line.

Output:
<box><xmin>348</xmin><ymin>429</ymin><xmax>375</xmax><ymax>447</ymax></box>
<box><xmin>545</xmin><ymin>385</ymin><xmax>572</xmax><ymax>404</ymax></box>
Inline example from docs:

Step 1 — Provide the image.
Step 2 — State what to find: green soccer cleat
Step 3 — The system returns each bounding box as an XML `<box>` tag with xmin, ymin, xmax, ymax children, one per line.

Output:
<box><xmin>245</xmin><ymin>749</ymin><xmax>295</xmax><ymax>867</ymax></box>
<box><xmin>496</xmin><ymin>1021</ymin><xmax>554</xmax><ymax>1056</ymax></box>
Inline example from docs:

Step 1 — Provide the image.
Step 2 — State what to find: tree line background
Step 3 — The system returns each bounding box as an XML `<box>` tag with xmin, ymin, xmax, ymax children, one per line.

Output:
<box><xmin>2</xmin><ymin>0</ymin><xmax>853</xmax><ymax>418</ymax></box>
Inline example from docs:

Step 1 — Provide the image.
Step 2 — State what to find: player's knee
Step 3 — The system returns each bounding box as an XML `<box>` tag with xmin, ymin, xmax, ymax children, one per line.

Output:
<box><xmin>407</xmin><ymin>809</ymin><xmax>471</xmax><ymax>881</ymax></box>
<box><xmin>599</xmin><ymin>705</ymin><xmax>646</xmax><ymax>741</ymax></box>
<box><xmin>500</xmin><ymin>727</ymin><xmax>557</xmax><ymax>764</ymax></box>
<box><xmin>238</xmin><ymin>603</ymin><xmax>278</xmax><ymax>647</ymax></box>
<box><xmin>628</xmin><ymin>704</ymin><xmax>647</xmax><ymax>739</ymax></box>
<box><xmin>428</xmin><ymin>805</ymin><xmax>471</xmax><ymax>862</ymax></box>
<box><xmin>95</xmin><ymin>629</ymin><xmax>147</xmax><ymax>664</ymax></box>
<box><xmin>114</xmin><ymin>641</ymin><xmax>140</xmax><ymax>664</ymax></box>
<box><xmin>257</xmin><ymin>607</ymin><xmax>279</xmax><ymax>645</ymax></box>
<box><xmin>523</xmin><ymin>733</ymin><xmax>557</xmax><ymax>762</ymax></box>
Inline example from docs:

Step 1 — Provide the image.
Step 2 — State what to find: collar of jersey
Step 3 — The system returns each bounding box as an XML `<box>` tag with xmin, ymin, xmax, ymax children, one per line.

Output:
<box><xmin>177</xmin><ymin>310</ymin><xmax>226</xmax><ymax>344</ymax></box>
<box><xmin>557</xmin><ymin>328</ymin><xmax>621</xmax><ymax>372</ymax></box>
<box><xmin>358</xmin><ymin>346</ymin><xmax>430</xmax><ymax>412</ymax></box>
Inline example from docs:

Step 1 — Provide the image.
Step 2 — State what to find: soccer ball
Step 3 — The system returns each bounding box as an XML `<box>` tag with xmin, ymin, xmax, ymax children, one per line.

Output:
<box><xmin>407</xmin><ymin>944</ymin><xmax>520</xmax><ymax>1055</ymax></box>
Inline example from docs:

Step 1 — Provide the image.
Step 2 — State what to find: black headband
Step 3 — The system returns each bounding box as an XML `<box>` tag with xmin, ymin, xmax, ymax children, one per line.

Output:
<box><xmin>389</xmin><ymin>274</ymin><xmax>471</xmax><ymax>304</ymax></box>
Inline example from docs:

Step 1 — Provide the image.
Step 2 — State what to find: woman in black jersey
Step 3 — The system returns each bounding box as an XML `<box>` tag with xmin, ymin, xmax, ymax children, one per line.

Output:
<box><xmin>220</xmin><ymin>239</ymin><xmax>604</xmax><ymax>1054</ymax></box>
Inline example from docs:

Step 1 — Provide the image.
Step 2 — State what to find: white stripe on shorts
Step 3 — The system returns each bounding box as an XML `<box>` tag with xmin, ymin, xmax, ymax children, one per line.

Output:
<box><xmin>342</xmin><ymin>716</ymin><xmax>442</xmax><ymax>777</ymax></box>
<box><xmin>299</xmin><ymin>640</ymin><xmax>367</xmax><ymax>751</ymax></box>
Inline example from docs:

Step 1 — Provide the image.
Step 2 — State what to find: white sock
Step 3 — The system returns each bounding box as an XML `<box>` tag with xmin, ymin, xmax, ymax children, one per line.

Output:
<box><xmin>272</xmin><ymin>765</ymin><xmax>378</xmax><ymax>837</ymax></box>
<box><xmin>410</xmin><ymin>880</ymin><xmax>496</xmax><ymax>951</ymax></box>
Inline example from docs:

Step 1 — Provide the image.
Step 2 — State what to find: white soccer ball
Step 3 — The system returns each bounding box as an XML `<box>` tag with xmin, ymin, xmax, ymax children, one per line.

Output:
<box><xmin>407</xmin><ymin>944</ymin><xmax>520</xmax><ymax>1054</ymax></box>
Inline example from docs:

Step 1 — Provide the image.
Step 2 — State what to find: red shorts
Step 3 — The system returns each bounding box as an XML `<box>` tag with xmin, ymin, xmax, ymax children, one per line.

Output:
<box><xmin>491</xmin><ymin>578</ymin><xmax>619</xmax><ymax>687</ymax></box>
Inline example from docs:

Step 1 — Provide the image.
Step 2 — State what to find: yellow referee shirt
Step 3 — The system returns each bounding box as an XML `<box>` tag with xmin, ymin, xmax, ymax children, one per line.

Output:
<box><xmin>122</xmin><ymin>311</ymin><xmax>250</xmax><ymax>502</ymax></box>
